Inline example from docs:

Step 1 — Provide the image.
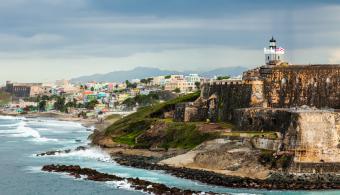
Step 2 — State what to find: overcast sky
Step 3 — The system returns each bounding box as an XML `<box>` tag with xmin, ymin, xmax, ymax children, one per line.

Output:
<box><xmin>1</xmin><ymin>0</ymin><xmax>340</xmax><ymax>83</ymax></box>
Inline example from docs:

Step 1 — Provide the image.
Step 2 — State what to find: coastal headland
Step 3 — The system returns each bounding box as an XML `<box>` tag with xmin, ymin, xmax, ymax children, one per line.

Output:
<box><xmin>86</xmin><ymin>92</ymin><xmax>340</xmax><ymax>190</ymax></box>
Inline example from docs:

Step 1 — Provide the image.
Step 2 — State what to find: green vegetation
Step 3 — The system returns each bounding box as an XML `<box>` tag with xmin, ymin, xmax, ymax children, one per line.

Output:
<box><xmin>105</xmin><ymin>91</ymin><xmax>200</xmax><ymax>135</ymax></box>
<box><xmin>194</xmin><ymin>81</ymin><xmax>201</xmax><ymax>90</ymax></box>
<box><xmin>258</xmin><ymin>150</ymin><xmax>293</xmax><ymax>170</ymax></box>
<box><xmin>105</xmin><ymin>114</ymin><xmax>122</xmax><ymax>121</ymax></box>
<box><xmin>258</xmin><ymin>150</ymin><xmax>275</xmax><ymax>165</ymax></box>
<box><xmin>53</xmin><ymin>96</ymin><xmax>66</xmax><ymax>112</ymax></box>
<box><xmin>221</xmin><ymin>131</ymin><xmax>278</xmax><ymax>139</ymax></box>
<box><xmin>216</xmin><ymin>76</ymin><xmax>230</xmax><ymax>80</ymax></box>
<box><xmin>0</xmin><ymin>91</ymin><xmax>11</xmax><ymax>105</ymax></box>
<box><xmin>38</xmin><ymin>100</ymin><xmax>47</xmax><ymax>111</ymax></box>
<box><xmin>160</xmin><ymin>123</ymin><xmax>217</xmax><ymax>149</ymax></box>
<box><xmin>84</xmin><ymin>99</ymin><xmax>99</xmax><ymax>110</ymax></box>
<box><xmin>140</xmin><ymin>78</ymin><xmax>153</xmax><ymax>84</ymax></box>
<box><xmin>125</xmin><ymin>80</ymin><xmax>137</xmax><ymax>88</ymax></box>
<box><xmin>114</xmin><ymin>129</ymin><xmax>144</xmax><ymax>146</ymax></box>
<box><xmin>219</xmin><ymin>122</ymin><xmax>236</xmax><ymax>129</ymax></box>
<box><xmin>173</xmin><ymin>88</ymin><xmax>181</xmax><ymax>93</ymax></box>
<box><xmin>122</xmin><ymin>93</ymin><xmax>159</xmax><ymax>108</ymax></box>
<box><xmin>105</xmin><ymin>92</ymin><xmax>204</xmax><ymax>149</ymax></box>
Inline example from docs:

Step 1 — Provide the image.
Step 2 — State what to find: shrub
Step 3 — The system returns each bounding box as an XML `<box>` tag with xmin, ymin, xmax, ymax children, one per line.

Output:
<box><xmin>276</xmin><ymin>154</ymin><xmax>294</xmax><ymax>169</ymax></box>
<box><xmin>258</xmin><ymin>150</ymin><xmax>275</xmax><ymax>165</ymax></box>
<box><xmin>160</xmin><ymin>123</ymin><xmax>216</xmax><ymax>149</ymax></box>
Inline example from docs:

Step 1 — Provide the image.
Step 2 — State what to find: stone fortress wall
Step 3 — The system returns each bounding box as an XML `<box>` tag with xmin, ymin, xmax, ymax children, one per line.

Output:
<box><xmin>176</xmin><ymin>64</ymin><xmax>340</xmax><ymax>168</ymax></box>
<box><xmin>259</xmin><ymin>65</ymin><xmax>340</xmax><ymax>109</ymax></box>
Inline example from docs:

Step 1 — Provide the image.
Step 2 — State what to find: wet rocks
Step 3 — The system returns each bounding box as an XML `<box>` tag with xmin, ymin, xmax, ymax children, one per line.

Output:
<box><xmin>36</xmin><ymin>146</ymin><xmax>87</xmax><ymax>156</ymax></box>
<box><xmin>75</xmin><ymin>146</ymin><xmax>87</xmax><ymax>151</ymax></box>
<box><xmin>42</xmin><ymin>164</ymin><xmax>217</xmax><ymax>195</ymax></box>
<box><xmin>114</xmin><ymin>154</ymin><xmax>340</xmax><ymax>190</ymax></box>
<box><xmin>36</xmin><ymin>149</ymin><xmax>71</xmax><ymax>156</ymax></box>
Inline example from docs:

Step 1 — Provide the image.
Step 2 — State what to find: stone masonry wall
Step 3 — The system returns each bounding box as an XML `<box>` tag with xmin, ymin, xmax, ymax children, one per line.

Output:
<box><xmin>233</xmin><ymin>108</ymin><xmax>292</xmax><ymax>133</ymax></box>
<box><xmin>201</xmin><ymin>81</ymin><xmax>252</xmax><ymax>122</ymax></box>
<box><xmin>261</xmin><ymin>65</ymin><xmax>340</xmax><ymax>109</ymax></box>
<box><xmin>286</xmin><ymin>111</ymin><xmax>340</xmax><ymax>163</ymax></box>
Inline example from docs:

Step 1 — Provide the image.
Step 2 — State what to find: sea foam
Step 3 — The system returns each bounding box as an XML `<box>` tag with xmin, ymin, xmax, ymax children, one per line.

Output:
<box><xmin>106</xmin><ymin>180</ymin><xmax>133</xmax><ymax>191</ymax></box>
<box><xmin>4</xmin><ymin>121</ymin><xmax>58</xmax><ymax>142</ymax></box>
<box><xmin>52</xmin><ymin>147</ymin><xmax>114</xmax><ymax>163</ymax></box>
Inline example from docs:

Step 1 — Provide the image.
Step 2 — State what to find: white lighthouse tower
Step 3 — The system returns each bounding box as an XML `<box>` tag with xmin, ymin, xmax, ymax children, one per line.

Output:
<box><xmin>264</xmin><ymin>37</ymin><xmax>285</xmax><ymax>65</ymax></box>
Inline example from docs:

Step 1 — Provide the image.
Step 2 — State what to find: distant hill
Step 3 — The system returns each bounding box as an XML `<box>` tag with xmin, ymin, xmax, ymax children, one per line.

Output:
<box><xmin>198</xmin><ymin>66</ymin><xmax>247</xmax><ymax>78</ymax></box>
<box><xmin>70</xmin><ymin>66</ymin><xmax>248</xmax><ymax>83</ymax></box>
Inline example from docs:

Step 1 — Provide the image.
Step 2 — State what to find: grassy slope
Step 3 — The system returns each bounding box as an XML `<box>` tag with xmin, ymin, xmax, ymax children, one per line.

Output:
<box><xmin>103</xmin><ymin>91</ymin><xmax>278</xmax><ymax>149</ymax></box>
<box><xmin>159</xmin><ymin>122</ymin><xmax>217</xmax><ymax>149</ymax></box>
<box><xmin>105</xmin><ymin>92</ymin><xmax>200</xmax><ymax>135</ymax></box>
<box><xmin>104</xmin><ymin>92</ymin><xmax>214</xmax><ymax>149</ymax></box>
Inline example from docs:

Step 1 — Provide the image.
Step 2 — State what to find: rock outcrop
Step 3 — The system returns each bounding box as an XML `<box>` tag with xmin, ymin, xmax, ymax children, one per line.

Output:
<box><xmin>42</xmin><ymin>164</ymin><xmax>215</xmax><ymax>195</ymax></box>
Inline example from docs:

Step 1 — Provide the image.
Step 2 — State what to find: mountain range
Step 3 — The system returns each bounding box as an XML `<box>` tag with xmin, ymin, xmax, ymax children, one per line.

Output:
<box><xmin>71</xmin><ymin>66</ymin><xmax>248</xmax><ymax>83</ymax></box>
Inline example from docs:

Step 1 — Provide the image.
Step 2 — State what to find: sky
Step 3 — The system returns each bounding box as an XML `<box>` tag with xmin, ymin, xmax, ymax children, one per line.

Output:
<box><xmin>1</xmin><ymin>0</ymin><xmax>340</xmax><ymax>83</ymax></box>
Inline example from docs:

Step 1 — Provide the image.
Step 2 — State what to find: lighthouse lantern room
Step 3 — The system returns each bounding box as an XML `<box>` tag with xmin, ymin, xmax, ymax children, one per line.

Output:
<box><xmin>264</xmin><ymin>37</ymin><xmax>285</xmax><ymax>65</ymax></box>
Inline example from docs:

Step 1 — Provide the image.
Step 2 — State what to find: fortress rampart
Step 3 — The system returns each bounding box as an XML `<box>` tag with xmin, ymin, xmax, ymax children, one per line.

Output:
<box><xmin>175</xmin><ymin>64</ymin><xmax>340</xmax><ymax>167</ymax></box>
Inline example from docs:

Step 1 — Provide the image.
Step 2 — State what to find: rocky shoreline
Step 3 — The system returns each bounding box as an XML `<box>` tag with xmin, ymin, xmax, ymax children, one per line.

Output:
<box><xmin>42</xmin><ymin>164</ymin><xmax>218</xmax><ymax>195</ymax></box>
<box><xmin>36</xmin><ymin>146</ymin><xmax>87</xmax><ymax>156</ymax></box>
<box><xmin>113</xmin><ymin>154</ymin><xmax>340</xmax><ymax>190</ymax></box>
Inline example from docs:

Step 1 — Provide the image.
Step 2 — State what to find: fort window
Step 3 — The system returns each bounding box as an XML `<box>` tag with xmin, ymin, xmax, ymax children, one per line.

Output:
<box><xmin>272</xmin><ymin>118</ymin><xmax>277</xmax><ymax>125</ymax></box>
<box><xmin>248</xmin><ymin>117</ymin><xmax>253</xmax><ymax>125</ymax></box>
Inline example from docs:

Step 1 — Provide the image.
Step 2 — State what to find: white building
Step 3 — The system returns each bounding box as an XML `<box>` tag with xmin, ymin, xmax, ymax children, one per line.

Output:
<box><xmin>264</xmin><ymin>37</ymin><xmax>285</xmax><ymax>65</ymax></box>
<box><xmin>185</xmin><ymin>74</ymin><xmax>200</xmax><ymax>83</ymax></box>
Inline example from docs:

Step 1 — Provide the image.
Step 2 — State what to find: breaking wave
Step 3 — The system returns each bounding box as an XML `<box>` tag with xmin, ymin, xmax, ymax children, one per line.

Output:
<box><xmin>105</xmin><ymin>180</ymin><xmax>133</xmax><ymax>191</ymax></box>
<box><xmin>0</xmin><ymin>121</ymin><xmax>58</xmax><ymax>142</ymax></box>
<box><xmin>51</xmin><ymin>147</ymin><xmax>114</xmax><ymax>163</ymax></box>
<box><xmin>29</xmin><ymin>119</ymin><xmax>83</xmax><ymax>128</ymax></box>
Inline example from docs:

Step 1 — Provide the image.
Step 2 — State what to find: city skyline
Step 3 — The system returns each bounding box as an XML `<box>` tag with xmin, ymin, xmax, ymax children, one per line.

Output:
<box><xmin>1</xmin><ymin>0</ymin><xmax>340</xmax><ymax>83</ymax></box>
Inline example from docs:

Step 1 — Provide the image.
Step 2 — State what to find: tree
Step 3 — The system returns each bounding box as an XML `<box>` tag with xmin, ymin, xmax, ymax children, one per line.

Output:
<box><xmin>140</xmin><ymin>79</ymin><xmax>147</xmax><ymax>84</ymax></box>
<box><xmin>38</xmin><ymin>100</ymin><xmax>47</xmax><ymax>112</ymax></box>
<box><xmin>36</xmin><ymin>95</ymin><xmax>41</xmax><ymax>102</ymax></box>
<box><xmin>122</xmin><ymin>93</ymin><xmax>160</xmax><ymax>109</ymax></box>
<box><xmin>54</xmin><ymin>96</ymin><xmax>66</xmax><ymax>112</ymax></box>
<box><xmin>77</xmin><ymin>103</ymin><xmax>84</xmax><ymax>108</ymax></box>
<box><xmin>85</xmin><ymin>99</ymin><xmax>99</xmax><ymax>110</ymax></box>
<box><xmin>41</xmin><ymin>95</ymin><xmax>50</xmax><ymax>101</ymax></box>
<box><xmin>90</xmin><ymin>86</ymin><xmax>95</xmax><ymax>91</ymax></box>
<box><xmin>217</xmin><ymin>76</ymin><xmax>230</xmax><ymax>80</ymax></box>
<box><xmin>173</xmin><ymin>88</ymin><xmax>181</xmax><ymax>93</ymax></box>
<box><xmin>125</xmin><ymin>80</ymin><xmax>137</xmax><ymax>88</ymax></box>
<box><xmin>122</xmin><ymin>97</ymin><xmax>136</xmax><ymax>108</ymax></box>
<box><xmin>194</xmin><ymin>82</ymin><xmax>201</xmax><ymax>90</ymax></box>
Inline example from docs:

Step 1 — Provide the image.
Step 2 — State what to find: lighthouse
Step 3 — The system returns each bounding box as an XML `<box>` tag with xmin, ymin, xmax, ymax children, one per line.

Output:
<box><xmin>264</xmin><ymin>37</ymin><xmax>285</xmax><ymax>65</ymax></box>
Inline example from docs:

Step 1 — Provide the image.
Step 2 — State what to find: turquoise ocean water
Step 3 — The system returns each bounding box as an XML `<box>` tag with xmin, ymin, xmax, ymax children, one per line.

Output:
<box><xmin>0</xmin><ymin>115</ymin><xmax>338</xmax><ymax>195</ymax></box>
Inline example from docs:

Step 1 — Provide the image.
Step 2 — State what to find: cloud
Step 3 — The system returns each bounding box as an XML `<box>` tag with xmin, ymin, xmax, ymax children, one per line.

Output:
<box><xmin>0</xmin><ymin>1</ymin><xmax>340</xmax><ymax>83</ymax></box>
<box><xmin>328</xmin><ymin>49</ymin><xmax>340</xmax><ymax>64</ymax></box>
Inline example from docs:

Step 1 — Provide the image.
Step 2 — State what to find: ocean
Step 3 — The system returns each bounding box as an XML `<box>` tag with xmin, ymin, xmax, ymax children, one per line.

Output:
<box><xmin>0</xmin><ymin>115</ymin><xmax>338</xmax><ymax>195</ymax></box>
